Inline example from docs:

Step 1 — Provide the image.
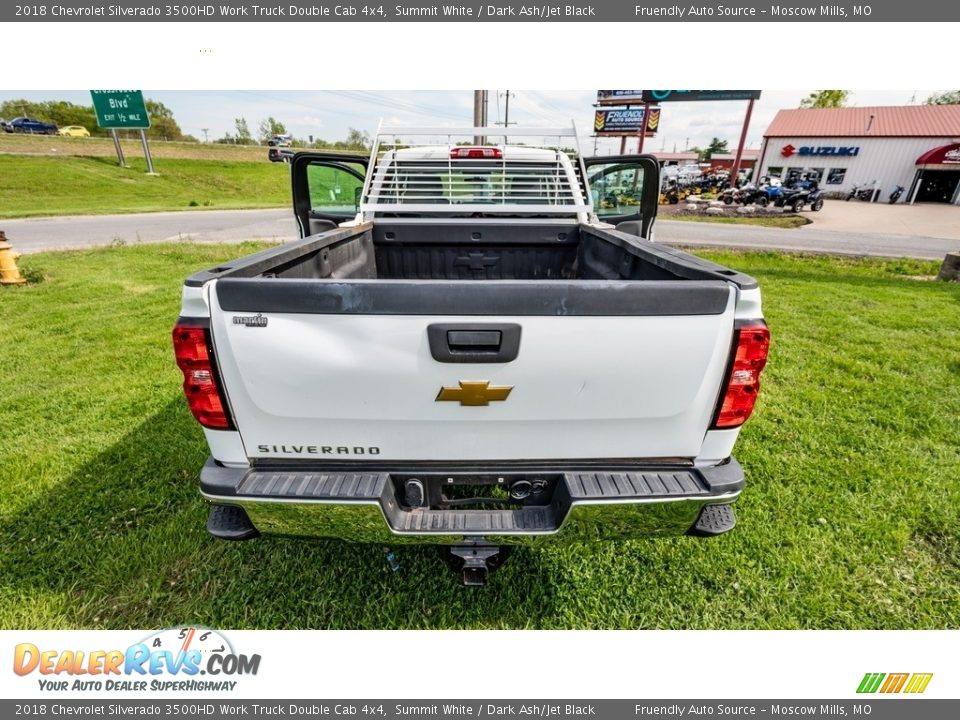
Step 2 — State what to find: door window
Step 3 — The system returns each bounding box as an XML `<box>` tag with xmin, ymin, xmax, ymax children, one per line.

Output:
<box><xmin>307</xmin><ymin>162</ymin><xmax>365</xmax><ymax>215</ymax></box>
<box><xmin>588</xmin><ymin>162</ymin><xmax>646</xmax><ymax>219</ymax></box>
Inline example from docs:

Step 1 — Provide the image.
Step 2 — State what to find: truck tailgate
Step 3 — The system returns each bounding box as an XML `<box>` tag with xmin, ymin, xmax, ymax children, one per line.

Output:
<box><xmin>208</xmin><ymin>280</ymin><xmax>736</xmax><ymax>462</ymax></box>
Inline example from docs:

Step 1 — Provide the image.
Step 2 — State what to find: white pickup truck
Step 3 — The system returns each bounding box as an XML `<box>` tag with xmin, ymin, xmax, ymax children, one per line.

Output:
<box><xmin>173</xmin><ymin>125</ymin><xmax>769</xmax><ymax>584</ymax></box>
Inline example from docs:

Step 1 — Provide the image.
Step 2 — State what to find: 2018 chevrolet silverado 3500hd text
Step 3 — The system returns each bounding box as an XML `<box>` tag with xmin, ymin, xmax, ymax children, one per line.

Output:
<box><xmin>173</xmin><ymin>125</ymin><xmax>769</xmax><ymax>584</ymax></box>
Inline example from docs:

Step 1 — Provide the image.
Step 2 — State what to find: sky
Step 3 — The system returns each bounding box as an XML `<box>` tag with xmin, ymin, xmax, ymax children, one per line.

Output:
<box><xmin>0</xmin><ymin>89</ymin><xmax>939</xmax><ymax>154</ymax></box>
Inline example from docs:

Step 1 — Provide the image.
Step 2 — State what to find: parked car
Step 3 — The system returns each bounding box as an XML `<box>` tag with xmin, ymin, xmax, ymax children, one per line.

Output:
<box><xmin>267</xmin><ymin>147</ymin><xmax>295</xmax><ymax>163</ymax></box>
<box><xmin>4</xmin><ymin>117</ymin><xmax>58</xmax><ymax>134</ymax></box>
<box><xmin>58</xmin><ymin>125</ymin><xmax>91</xmax><ymax>138</ymax></box>
<box><xmin>175</xmin><ymin>128</ymin><xmax>769</xmax><ymax>585</ymax></box>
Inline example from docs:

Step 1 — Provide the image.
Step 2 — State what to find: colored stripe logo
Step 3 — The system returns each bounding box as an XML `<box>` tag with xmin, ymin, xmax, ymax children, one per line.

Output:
<box><xmin>857</xmin><ymin>672</ymin><xmax>933</xmax><ymax>694</ymax></box>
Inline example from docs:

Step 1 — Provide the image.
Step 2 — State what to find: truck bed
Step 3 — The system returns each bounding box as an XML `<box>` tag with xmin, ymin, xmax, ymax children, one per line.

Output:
<box><xmin>186</xmin><ymin>220</ymin><xmax>757</xmax><ymax>290</ymax></box>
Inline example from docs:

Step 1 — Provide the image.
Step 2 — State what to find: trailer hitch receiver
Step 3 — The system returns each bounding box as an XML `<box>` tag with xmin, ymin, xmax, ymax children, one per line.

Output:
<box><xmin>447</xmin><ymin>544</ymin><xmax>511</xmax><ymax>586</ymax></box>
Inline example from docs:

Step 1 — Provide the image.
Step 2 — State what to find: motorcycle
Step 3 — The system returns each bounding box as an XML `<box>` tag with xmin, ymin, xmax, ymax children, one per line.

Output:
<box><xmin>846</xmin><ymin>183</ymin><xmax>877</xmax><ymax>202</ymax></box>
<box><xmin>889</xmin><ymin>185</ymin><xmax>905</xmax><ymax>204</ymax></box>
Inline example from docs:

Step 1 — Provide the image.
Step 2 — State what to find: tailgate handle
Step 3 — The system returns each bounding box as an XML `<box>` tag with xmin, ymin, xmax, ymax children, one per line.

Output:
<box><xmin>427</xmin><ymin>323</ymin><xmax>521</xmax><ymax>363</ymax></box>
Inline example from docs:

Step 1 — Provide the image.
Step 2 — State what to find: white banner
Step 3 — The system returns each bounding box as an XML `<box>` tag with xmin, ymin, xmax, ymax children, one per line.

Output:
<box><xmin>2</xmin><ymin>630</ymin><xmax>954</xmax><ymax>699</ymax></box>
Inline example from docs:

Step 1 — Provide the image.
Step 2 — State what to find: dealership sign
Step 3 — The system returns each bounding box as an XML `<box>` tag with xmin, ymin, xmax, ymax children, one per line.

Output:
<box><xmin>596</xmin><ymin>90</ymin><xmax>645</xmax><ymax>105</ymax></box>
<box><xmin>641</xmin><ymin>90</ymin><xmax>761</xmax><ymax>103</ymax></box>
<box><xmin>781</xmin><ymin>144</ymin><xmax>861</xmax><ymax>158</ymax></box>
<box><xmin>594</xmin><ymin>108</ymin><xmax>660</xmax><ymax>135</ymax></box>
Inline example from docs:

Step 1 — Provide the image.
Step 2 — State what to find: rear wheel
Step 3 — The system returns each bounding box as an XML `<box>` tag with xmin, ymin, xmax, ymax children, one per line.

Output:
<box><xmin>722</xmin><ymin>195</ymin><xmax>733</xmax><ymax>205</ymax></box>
<box><xmin>791</xmin><ymin>200</ymin><xmax>805</xmax><ymax>213</ymax></box>
<box><xmin>811</xmin><ymin>198</ymin><xmax>824</xmax><ymax>212</ymax></box>
<box><xmin>755</xmin><ymin>195</ymin><xmax>768</xmax><ymax>207</ymax></box>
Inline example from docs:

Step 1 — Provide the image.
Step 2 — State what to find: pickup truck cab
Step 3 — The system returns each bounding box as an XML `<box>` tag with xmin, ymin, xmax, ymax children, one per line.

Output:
<box><xmin>174</xmin><ymin>125</ymin><xmax>769</xmax><ymax>584</ymax></box>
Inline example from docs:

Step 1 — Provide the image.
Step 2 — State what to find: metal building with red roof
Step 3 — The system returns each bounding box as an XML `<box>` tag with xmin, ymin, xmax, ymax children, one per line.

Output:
<box><xmin>756</xmin><ymin>105</ymin><xmax>960</xmax><ymax>204</ymax></box>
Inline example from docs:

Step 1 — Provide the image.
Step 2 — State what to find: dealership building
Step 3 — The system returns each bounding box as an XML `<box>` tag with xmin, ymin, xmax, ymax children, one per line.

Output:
<box><xmin>755</xmin><ymin>105</ymin><xmax>960</xmax><ymax>204</ymax></box>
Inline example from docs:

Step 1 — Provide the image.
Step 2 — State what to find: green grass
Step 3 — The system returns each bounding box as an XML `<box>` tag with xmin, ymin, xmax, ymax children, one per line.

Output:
<box><xmin>1</xmin><ymin>245</ymin><xmax>958</xmax><ymax>629</ymax></box>
<box><xmin>666</xmin><ymin>213</ymin><xmax>811</xmax><ymax>228</ymax></box>
<box><xmin>0</xmin><ymin>155</ymin><xmax>289</xmax><ymax>217</ymax></box>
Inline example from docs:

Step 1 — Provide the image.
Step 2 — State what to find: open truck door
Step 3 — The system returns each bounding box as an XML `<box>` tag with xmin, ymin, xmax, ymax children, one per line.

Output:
<box><xmin>583</xmin><ymin>154</ymin><xmax>660</xmax><ymax>239</ymax></box>
<box><xmin>290</xmin><ymin>152</ymin><xmax>369</xmax><ymax>237</ymax></box>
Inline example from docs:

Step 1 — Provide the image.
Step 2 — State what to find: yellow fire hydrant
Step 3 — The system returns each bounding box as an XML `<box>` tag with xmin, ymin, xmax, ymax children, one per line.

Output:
<box><xmin>0</xmin><ymin>231</ymin><xmax>27</xmax><ymax>285</ymax></box>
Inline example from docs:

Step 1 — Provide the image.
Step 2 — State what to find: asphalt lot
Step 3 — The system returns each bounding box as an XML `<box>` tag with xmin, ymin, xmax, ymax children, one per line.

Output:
<box><xmin>4</xmin><ymin>206</ymin><xmax>958</xmax><ymax>260</ymax></box>
<box><xmin>805</xmin><ymin>199</ymin><xmax>960</xmax><ymax>240</ymax></box>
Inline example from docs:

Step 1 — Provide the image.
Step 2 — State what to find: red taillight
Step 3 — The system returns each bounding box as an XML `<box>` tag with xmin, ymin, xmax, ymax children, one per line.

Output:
<box><xmin>450</xmin><ymin>147</ymin><xmax>502</xmax><ymax>159</ymax></box>
<box><xmin>712</xmin><ymin>322</ymin><xmax>770</xmax><ymax>429</ymax></box>
<box><xmin>172</xmin><ymin>322</ymin><xmax>233</xmax><ymax>430</ymax></box>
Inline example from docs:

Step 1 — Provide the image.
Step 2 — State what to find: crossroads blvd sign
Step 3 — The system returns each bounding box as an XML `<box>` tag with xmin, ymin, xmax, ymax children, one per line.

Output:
<box><xmin>90</xmin><ymin>90</ymin><xmax>150</xmax><ymax>129</ymax></box>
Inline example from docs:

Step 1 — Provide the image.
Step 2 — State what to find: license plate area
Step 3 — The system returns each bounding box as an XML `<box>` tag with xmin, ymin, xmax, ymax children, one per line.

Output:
<box><xmin>392</xmin><ymin>473</ymin><xmax>560</xmax><ymax>510</ymax></box>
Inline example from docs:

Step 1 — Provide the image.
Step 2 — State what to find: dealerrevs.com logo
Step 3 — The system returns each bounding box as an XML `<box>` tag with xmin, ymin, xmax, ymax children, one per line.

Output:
<box><xmin>13</xmin><ymin>627</ymin><xmax>260</xmax><ymax>693</ymax></box>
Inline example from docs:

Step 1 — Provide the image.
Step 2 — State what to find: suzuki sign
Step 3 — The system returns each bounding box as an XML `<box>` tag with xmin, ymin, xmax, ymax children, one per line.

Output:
<box><xmin>781</xmin><ymin>144</ymin><xmax>861</xmax><ymax>158</ymax></box>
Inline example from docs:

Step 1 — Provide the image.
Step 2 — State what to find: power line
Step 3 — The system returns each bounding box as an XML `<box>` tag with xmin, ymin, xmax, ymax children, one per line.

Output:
<box><xmin>494</xmin><ymin>91</ymin><xmax>516</xmax><ymax>127</ymax></box>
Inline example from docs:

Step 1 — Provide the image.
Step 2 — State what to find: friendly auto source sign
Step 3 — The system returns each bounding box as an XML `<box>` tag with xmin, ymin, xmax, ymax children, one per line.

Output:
<box><xmin>594</xmin><ymin>108</ymin><xmax>661</xmax><ymax>135</ymax></box>
<box><xmin>90</xmin><ymin>90</ymin><xmax>150</xmax><ymax>129</ymax></box>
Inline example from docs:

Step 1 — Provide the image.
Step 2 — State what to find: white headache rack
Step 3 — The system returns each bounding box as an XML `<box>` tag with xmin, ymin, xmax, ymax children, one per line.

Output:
<box><xmin>360</xmin><ymin>124</ymin><xmax>592</xmax><ymax>219</ymax></box>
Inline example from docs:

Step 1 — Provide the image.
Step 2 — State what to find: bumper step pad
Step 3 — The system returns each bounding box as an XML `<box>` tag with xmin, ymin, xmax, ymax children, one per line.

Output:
<box><xmin>207</xmin><ymin>503</ymin><xmax>259</xmax><ymax>541</ymax></box>
<box><xmin>689</xmin><ymin>503</ymin><xmax>736</xmax><ymax>537</ymax></box>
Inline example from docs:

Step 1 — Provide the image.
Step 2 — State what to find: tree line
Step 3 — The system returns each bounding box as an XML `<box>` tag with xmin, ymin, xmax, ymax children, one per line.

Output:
<box><xmin>0</xmin><ymin>98</ymin><xmax>372</xmax><ymax>150</ymax></box>
<box><xmin>218</xmin><ymin>117</ymin><xmax>370</xmax><ymax>150</ymax></box>
<box><xmin>0</xmin><ymin>98</ymin><xmax>185</xmax><ymax>140</ymax></box>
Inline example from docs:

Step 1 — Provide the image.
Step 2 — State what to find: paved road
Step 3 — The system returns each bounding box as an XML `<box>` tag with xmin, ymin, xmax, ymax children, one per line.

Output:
<box><xmin>5</xmin><ymin>209</ymin><xmax>298</xmax><ymax>254</ymax></box>
<box><xmin>4</xmin><ymin>208</ymin><xmax>957</xmax><ymax>260</ymax></box>
<box><xmin>657</xmin><ymin>220</ymin><xmax>958</xmax><ymax>260</ymax></box>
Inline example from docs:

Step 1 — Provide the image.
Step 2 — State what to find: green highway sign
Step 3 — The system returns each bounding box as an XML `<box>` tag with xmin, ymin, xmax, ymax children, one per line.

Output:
<box><xmin>90</xmin><ymin>90</ymin><xmax>150</xmax><ymax>129</ymax></box>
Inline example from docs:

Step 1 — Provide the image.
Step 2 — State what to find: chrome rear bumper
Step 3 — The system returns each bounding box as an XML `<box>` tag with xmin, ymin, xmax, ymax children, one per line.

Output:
<box><xmin>200</xmin><ymin>457</ymin><xmax>743</xmax><ymax>545</ymax></box>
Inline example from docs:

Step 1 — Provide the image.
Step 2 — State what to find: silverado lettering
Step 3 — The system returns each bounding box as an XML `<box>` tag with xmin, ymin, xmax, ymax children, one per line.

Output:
<box><xmin>255</xmin><ymin>445</ymin><xmax>381</xmax><ymax>455</ymax></box>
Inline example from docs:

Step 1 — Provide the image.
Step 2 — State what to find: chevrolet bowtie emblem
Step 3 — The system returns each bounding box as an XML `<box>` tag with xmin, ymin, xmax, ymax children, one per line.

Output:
<box><xmin>436</xmin><ymin>381</ymin><xmax>513</xmax><ymax>407</ymax></box>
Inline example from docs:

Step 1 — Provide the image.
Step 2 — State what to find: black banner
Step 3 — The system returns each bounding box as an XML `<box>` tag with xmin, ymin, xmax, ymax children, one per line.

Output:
<box><xmin>4</xmin><ymin>1</ymin><xmax>960</xmax><ymax>22</ymax></box>
<box><xmin>2</xmin><ymin>699</ymin><xmax>958</xmax><ymax>719</ymax></box>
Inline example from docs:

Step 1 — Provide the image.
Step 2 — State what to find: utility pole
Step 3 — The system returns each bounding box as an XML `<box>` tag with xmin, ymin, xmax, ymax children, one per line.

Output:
<box><xmin>495</xmin><ymin>91</ymin><xmax>515</xmax><ymax>127</ymax></box>
<box><xmin>201</xmin><ymin>128</ymin><xmax>209</xmax><ymax>143</ymax></box>
<box><xmin>473</xmin><ymin>90</ymin><xmax>488</xmax><ymax>145</ymax></box>
<box><xmin>494</xmin><ymin>90</ymin><xmax>515</xmax><ymax>144</ymax></box>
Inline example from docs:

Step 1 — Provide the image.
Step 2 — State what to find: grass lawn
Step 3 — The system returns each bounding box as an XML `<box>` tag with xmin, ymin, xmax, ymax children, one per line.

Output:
<box><xmin>1</xmin><ymin>244</ymin><xmax>958</xmax><ymax>629</ymax></box>
<box><xmin>0</xmin><ymin>155</ymin><xmax>290</xmax><ymax>217</ymax></box>
<box><xmin>664</xmin><ymin>213</ymin><xmax>811</xmax><ymax>229</ymax></box>
<box><xmin>0</xmin><ymin>134</ymin><xmax>272</xmax><ymax>162</ymax></box>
